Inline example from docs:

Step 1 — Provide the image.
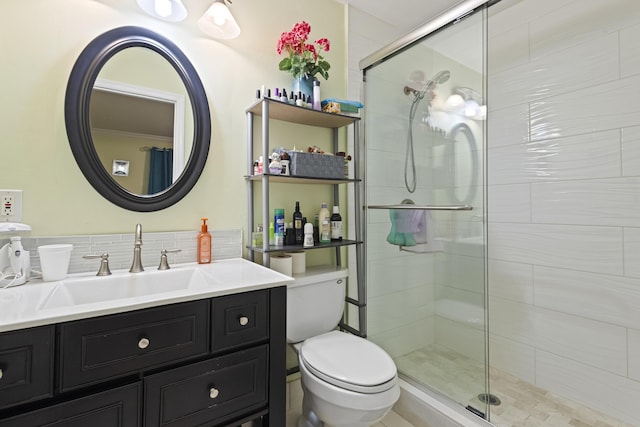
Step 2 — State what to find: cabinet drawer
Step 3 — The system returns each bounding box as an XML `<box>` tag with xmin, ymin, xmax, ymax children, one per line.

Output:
<box><xmin>59</xmin><ymin>300</ymin><xmax>209</xmax><ymax>391</ymax></box>
<box><xmin>212</xmin><ymin>290</ymin><xmax>268</xmax><ymax>352</ymax></box>
<box><xmin>0</xmin><ymin>325</ymin><xmax>54</xmax><ymax>410</ymax></box>
<box><xmin>144</xmin><ymin>344</ymin><xmax>267</xmax><ymax>426</ymax></box>
<box><xmin>0</xmin><ymin>382</ymin><xmax>140</xmax><ymax>427</ymax></box>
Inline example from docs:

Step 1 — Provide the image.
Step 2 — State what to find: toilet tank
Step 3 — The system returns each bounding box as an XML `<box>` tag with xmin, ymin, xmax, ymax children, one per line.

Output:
<box><xmin>286</xmin><ymin>266</ymin><xmax>348</xmax><ymax>343</ymax></box>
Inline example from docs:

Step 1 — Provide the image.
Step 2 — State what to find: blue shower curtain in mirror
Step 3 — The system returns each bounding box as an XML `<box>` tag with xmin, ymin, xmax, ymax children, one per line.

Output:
<box><xmin>148</xmin><ymin>147</ymin><xmax>173</xmax><ymax>193</ymax></box>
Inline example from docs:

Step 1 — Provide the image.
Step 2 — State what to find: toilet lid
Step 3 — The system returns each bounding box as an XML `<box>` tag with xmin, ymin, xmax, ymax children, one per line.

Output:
<box><xmin>300</xmin><ymin>331</ymin><xmax>397</xmax><ymax>394</ymax></box>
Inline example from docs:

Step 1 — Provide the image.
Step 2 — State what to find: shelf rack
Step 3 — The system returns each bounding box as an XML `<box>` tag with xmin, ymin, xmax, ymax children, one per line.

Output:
<box><xmin>245</xmin><ymin>98</ymin><xmax>366</xmax><ymax>338</ymax></box>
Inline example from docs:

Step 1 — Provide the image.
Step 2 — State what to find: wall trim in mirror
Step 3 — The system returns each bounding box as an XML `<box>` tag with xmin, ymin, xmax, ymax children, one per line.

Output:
<box><xmin>65</xmin><ymin>26</ymin><xmax>211</xmax><ymax>212</ymax></box>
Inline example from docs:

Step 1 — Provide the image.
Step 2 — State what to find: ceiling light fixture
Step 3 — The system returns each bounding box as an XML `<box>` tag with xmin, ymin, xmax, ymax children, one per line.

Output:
<box><xmin>198</xmin><ymin>0</ymin><xmax>241</xmax><ymax>40</ymax></box>
<box><xmin>136</xmin><ymin>0</ymin><xmax>187</xmax><ymax>22</ymax></box>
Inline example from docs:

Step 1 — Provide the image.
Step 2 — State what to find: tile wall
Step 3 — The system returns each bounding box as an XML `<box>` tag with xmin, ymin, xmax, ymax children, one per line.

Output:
<box><xmin>350</xmin><ymin>0</ymin><xmax>640</xmax><ymax>424</ymax></box>
<box><xmin>1</xmin><ymin>229</ymin><xmax>242</xmax><ymax>277</ymax></box>
<box><xmin>487</xmin><ymin>0</ymin><xmax>640</xmax><ymax>423</ymax></box>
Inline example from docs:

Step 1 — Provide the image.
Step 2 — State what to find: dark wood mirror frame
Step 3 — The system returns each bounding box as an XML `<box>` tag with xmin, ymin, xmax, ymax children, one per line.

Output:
<box><xmin>65</xmin><ymin>26</ymin><xmax>211</xmax><ymax>212</ymax></box>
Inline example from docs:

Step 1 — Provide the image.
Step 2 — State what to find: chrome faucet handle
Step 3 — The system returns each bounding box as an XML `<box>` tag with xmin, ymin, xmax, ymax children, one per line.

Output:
<box><xmin>158</xmin><ymin>249</ymin><xmax>182</xmax><ymax>270</ymax></box>
<box><xmin>83</xmin><ymin>253</ymin><xmax>112</xmax><ymax>276</ymax></box>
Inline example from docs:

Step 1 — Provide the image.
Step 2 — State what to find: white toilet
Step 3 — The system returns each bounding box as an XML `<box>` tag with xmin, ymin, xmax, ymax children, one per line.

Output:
<box><xmin>287</xmin><ymin>267</ymin><xmax>400</xmax><ymax>427</ymax></box>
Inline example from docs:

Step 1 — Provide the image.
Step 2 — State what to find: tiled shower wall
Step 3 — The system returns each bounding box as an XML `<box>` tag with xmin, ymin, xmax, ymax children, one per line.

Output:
<box><xmin>1</xmin><ymin>229</ymin><xmax>242</xmax><ymax>276</ymax></box>
<box><xmin>487</xmin><ymin>0</ymin><xmax>640</xmax><ymax>423</ymax></box>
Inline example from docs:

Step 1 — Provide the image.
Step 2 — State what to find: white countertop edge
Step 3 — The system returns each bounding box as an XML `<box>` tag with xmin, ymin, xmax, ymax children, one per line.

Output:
<box><xmin>0</xmin><ymin>258</ymin><xmax>293</xmax><ymax>333</ymax></box>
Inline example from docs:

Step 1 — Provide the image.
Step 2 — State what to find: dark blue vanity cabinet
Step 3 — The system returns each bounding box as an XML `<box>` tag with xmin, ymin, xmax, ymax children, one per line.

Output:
<box><xmin>0</xmin><ymin>287</ymin><xmax>286</xmax><ymax>426</ymax></box>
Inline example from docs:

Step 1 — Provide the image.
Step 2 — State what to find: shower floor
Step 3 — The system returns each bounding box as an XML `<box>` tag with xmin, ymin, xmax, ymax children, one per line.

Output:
<box><xmin>395</xmin><ymin>345</ymin><xmax>634</xmax><ymax>427</ymax></box>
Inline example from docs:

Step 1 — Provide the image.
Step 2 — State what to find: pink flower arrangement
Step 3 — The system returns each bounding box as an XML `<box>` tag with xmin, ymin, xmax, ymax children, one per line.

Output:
<box><xmin>277</xmin><ymin>21</ymin><xmax>331</xmax><ymax>80</ymax></box>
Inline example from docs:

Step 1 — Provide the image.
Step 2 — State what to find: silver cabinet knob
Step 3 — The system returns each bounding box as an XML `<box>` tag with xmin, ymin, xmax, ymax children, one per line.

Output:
<box><xmin>209</xmin><ymin>387</ymin><xmax>219</xmax><ymax>399</ymax></box>
<box><xmin>0</xmin><ymin>368</ymin><xmax>3</xmax><ymax>380</ymax></box>
<box><xmin>138</xmin><ymin>338</ymin><xmax>150</xmax><ymax>349</ymax></box>
<box><xmin>239</xmin><ymin>316</ymin><xmax>249</xmax><ymax>326</ymax></box>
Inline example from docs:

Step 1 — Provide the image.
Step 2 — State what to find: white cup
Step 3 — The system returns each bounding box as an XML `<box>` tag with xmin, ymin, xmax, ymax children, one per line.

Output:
<box><xmin>38</xmin><ymin>244</ymin><xmax>73</xmax><ymax>282</ymax></box>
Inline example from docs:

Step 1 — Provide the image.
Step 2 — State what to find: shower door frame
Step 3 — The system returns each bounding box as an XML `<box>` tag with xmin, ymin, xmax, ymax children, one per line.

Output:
<box><xmin>358</xmin><ymin>0</ymin><xmax>491</xmax><ymax>418</ymax></box>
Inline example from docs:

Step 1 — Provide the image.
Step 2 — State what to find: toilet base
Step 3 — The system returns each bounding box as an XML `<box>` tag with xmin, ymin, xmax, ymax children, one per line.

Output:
<box><xmin>298</xmin><ymin>380</ymin><xmax>397</xmax><ymax>427</ymax></box>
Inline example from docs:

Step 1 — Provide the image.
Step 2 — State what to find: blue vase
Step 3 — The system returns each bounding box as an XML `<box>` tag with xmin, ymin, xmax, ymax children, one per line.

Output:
<box><xmin>292</xmin><ymin>76</ymin><xmax>314</xmax><ymax>100</ymax></box>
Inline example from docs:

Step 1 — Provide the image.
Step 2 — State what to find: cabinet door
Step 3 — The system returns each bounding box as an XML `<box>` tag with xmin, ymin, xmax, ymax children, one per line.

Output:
<box><xmin>0</xmin><ymin>325</ymin><xmax>54</xmax><ymax>410</ymax></box>
<box><xmin>59</xmin><ymin>300</ymin><xmax>209</xmax><ymax>391</ymax></box>
<box><xmin>212</xmin><ymin>290</ymin><xmax>268</xmax><ymax>352</ymax></box>
<box><xmin>144</xmin><ymin>344</ymin><xmax>268</xmax><ymax>426</ymax></box>
<box><xmin>0</xmin><ymin>382</ymin><xmax>140</xmax><ymax>427</ymax></box>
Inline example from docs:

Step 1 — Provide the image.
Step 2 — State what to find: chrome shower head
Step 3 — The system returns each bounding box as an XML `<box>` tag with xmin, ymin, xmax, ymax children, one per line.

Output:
<box><xmin>432</xmin><ymin>70</ymin><xmax>451</xmax><ymax>85</ymax></box>
<box><xmin>403</xmin><ymin>69</ymin><xmax>451</xmax><ymax>99</ymax></box>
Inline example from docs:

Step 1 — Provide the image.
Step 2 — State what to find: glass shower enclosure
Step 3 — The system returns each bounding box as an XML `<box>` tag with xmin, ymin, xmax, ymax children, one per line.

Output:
<box><xmin>361</xmin><ymin>6</ymin><xmax>489</xmax><ymax>419</ymax></box>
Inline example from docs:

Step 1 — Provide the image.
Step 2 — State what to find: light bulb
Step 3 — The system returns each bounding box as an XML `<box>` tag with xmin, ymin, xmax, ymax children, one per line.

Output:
<box><xmin>154</xmin><ymin>0</ymin><xmax>172</xmax><ymax>17</ymax></box>
<box><xmin>464</xmin><ymin>100</ymin><xmax>480</xmax><ymax>117</ymax></box>
<box><xmin>214</xmin><ymin>15</ymin><xmax>226</xmax><ymax>26</ymax></box>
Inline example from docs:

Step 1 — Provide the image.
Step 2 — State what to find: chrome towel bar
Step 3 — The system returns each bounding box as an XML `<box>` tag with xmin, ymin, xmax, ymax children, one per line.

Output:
<box><xmin>367</xmin><ymin>205</ymin><xmax>473</xmax><ymax>211</ymax></box>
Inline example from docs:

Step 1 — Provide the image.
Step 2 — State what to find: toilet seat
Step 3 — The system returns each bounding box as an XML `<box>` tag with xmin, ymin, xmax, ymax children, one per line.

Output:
<box><xmin>299</xmin><ymin>331</ymin><xmax>397</xmax><ymax>394</ymax></box>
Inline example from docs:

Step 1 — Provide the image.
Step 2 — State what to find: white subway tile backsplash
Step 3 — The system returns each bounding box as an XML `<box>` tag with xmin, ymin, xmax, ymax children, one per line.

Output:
<box><xmin>369</xmin><ymin>318</ymin><xmax>435</xmax><ymax>359</ymax></box>
<box><xmin>629</xmin><ymin>329</ymin><xmax>640</xmax><ymax>381</ymax></box>
<box><xmin>488</xmin><ymin>259</ymin><xmax>534</xmax><ymax>305</ymax></box>
<box><xmin>533</xmin><ymin>308</ymin><xmax>627</xmax><ymax>376</ymax></box>
<box><xmin>488</xmin><ymin>223</ymin><xmax>623</xmax><ymax>275</ymax></box>
<box><xmin>534</xmin><ymin>266</ymin><xmax>640</xmax><ymax>330</ymax></box>
<box><xmin>435</xmin><ymin>317</ymin><xmax>485</xmax><ymax>362</ymax></box>
<box><xmin>434</xmin><ymin>253</ymin><xmax>484</xmax><ymax>295</ymax></box>
<box><xmin>368</xmin><ymin>254</ymin><xmax>435</xmax><ymax>299</ymax></box>
<box><xmin>529</xmin><ymin>0</ymin><xmax>640</xmax><ymax>60</ymax></box>
<box><xmin>489</xmin><ymin>334</ymin><xmax>536</xmax><ymax>384</ymax></box>
<box><xmin>532</xmin><ymin>178</ymin><xmax>640</xmax><ymax>227</ymax></box>
<box><xmin>489</xmin><ymin>130</ymin><xmax>621</xmax><ymax>185</ymax></box>
<box><xmin>622</xmin><ymin>126</ymin><xmax>640</xmax><ymax>177</ymax></box>
<box><xmin>487</xmin><ymin>184</ymin><xmax>531</xmax><ymax>223</ymax></box>
<box><xmin>487</xmin><ymin>23</ymin><xmax>529</xmax><ymax>75</ymax></box>
<box><xmin>14</xmin><ymin>229</ymin><xmax>242</xmax><ymax>276</ymax></box>
<box><xmin>529</xmin><ymin>74</ymin><xmax>640</xmax><ymax>141</ymax></box>
<box><xmin>536</xmin><ymin>350</ymin><xmax>640</xmax><ymax>426</ymax></box>
<box><xmin>487</xmin><ymin>106</ymin><xmax>530</xmax><ymax>149</ymax></box>
<box><xmin>490</xmin><ymin>33</ymin><xmax>619</xmax><ymax>110</ymax></box>
<box><xmin>624</xmin><ymin>227</ymin><xmax>640</xmax><ymax>278</ymax></box>
<box><xmin>368</xmin><ymin>286</ymin><xmax>432</xmax><ymax>335</ymax></box>
<box><xmin>620</xmin><ymin>22</ymin><xmax>640</xmax><ymax>78</ymax></box>
<box><xmin>488</xmin><ymin>297</ymin><xmax>535</xmax><ymax>344</ymax></box>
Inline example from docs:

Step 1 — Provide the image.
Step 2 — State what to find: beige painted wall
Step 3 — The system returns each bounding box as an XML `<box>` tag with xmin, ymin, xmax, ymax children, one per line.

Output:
<box><xmin>1</xmin><ymin>0</ymin><xmax>346</xmax><ymax>236</ymax></box>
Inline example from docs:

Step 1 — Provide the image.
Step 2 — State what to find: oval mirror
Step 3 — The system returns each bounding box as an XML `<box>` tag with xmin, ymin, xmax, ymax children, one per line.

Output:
<box><xmin>65</xmin><ymin>26</ymin><xmax>211</xmax><ymax>212</ymax></box>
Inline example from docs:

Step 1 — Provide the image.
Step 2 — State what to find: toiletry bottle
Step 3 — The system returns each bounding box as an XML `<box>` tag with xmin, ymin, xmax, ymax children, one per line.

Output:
<box><xmin>293</xmin><ymin>201</ymin><xmax>303</xmax><ymax>245</ymax></box>
<box><xmin>313</xmin><ymin>80</ymin><xmax>321</xmax><ymax>110</ymax></box>
<box><xmin>331</xmin><ymin>205</ymin><xmax>342</xmax><ymax>241</ymax></box>
<box><xmin>280</xmin><ymin>89</ymin><xmax>288</xmax><ymax>103</ymax></box>
<box><xmin>318</xmin><ymin>202</ymin><xmax>331</xmax><ymax>243</ymax></box>
<box><xmin>269</xmin><ymin>222</ymin><xmax>275</xmax><ymax>246</ymax></box>
<box><xmin>274</xmin><ymin>208</ymin><xmax>285</xmax><ymax>246</ymax></box>
<box><xmin>197</xmin><ymin>218</ymin><xmax>212</xmax><ymax>264</ymax></box>
<box><xmin>303</xmin><ymin>223</ymin><xmax>314</xmax><ymax>248</ymax></box>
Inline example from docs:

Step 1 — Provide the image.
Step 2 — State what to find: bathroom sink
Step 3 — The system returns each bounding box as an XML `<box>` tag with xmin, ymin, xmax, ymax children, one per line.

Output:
<box><xmin>39</xmin><ymin>267</ymin><xmax>214</xmax><ymax>310</ymax></box>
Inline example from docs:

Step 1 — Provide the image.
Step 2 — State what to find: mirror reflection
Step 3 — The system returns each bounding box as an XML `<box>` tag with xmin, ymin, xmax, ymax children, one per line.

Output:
<box><xmin>65</xmin><ymin>26</ymin><xmax>211</xmax><ymax>212</ymax></box>
<box><xmin>89</xmin><ymin>47</ymin><xmax>194</xmax><ymax>195</ymax></box>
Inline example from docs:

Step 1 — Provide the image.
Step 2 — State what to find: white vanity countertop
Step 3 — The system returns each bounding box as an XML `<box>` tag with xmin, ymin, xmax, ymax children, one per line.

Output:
<box><xmin>0</xmin><ymin>258</ymin><xmax>293</xmax><ymax>333</ymax></box>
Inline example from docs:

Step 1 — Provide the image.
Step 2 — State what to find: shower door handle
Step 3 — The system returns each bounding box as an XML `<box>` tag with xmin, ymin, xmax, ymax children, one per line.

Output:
<box><xmin>367</xmin><ymin>204</ymin><xmax>473</xmax><ymax>211</ymax></box>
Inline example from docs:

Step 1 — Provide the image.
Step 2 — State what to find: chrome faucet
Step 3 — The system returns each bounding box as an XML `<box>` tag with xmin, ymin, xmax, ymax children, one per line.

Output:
<box><xmin>129</xmin><ymin>224</ymin><xmax>144</xmax><ymax>273</ymax></box>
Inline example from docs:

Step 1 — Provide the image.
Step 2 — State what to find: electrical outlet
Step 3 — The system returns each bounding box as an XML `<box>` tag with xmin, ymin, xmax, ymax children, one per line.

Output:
<box><xmin>0</xmin><ymin>190</ymin><xmax>23</xmax><ymax>222</ymax></box>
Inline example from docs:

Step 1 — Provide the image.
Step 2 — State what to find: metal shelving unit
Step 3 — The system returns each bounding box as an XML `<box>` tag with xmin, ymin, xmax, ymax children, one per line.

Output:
<box><xmin>245</xmin><ymin>98</ymin><xmax>366</xmax><ymax>337</ymax></box>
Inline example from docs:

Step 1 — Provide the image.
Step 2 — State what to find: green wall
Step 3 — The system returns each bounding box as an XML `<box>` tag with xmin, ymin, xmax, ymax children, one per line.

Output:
<box><xmin>1</xmin><ymin>0</ymin><xmax>347</xmax><ymax>236</ymax></box>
